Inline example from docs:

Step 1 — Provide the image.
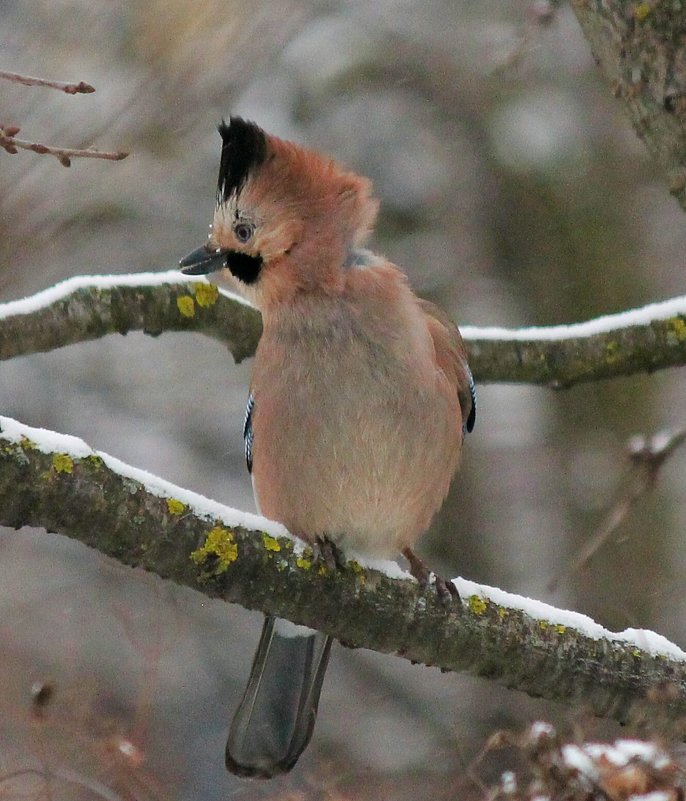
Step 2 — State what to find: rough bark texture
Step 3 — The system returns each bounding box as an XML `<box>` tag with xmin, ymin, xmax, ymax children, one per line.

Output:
<box><xmin>468</xmin><ymin>314</ymin><xmax>686</xmax><ymax>387</ymax></box>
<box><xmin>570</xmin><ymin>0</ymin><xmax>686</xmax><ymax>208</ymax></box>
<box><xmin>1</xmin><ymin>421</ymin><xmax>686</xmax><ymax>727</ymax></box>
<box><xmin>2</xmin><ymin>277</ymin><xmax>685</xmax><ymax>386</ymax></box>
<box><xmin>0</xmin><ymin>280</ymin><xmax>262</xmax><ymax>364</ymax></box>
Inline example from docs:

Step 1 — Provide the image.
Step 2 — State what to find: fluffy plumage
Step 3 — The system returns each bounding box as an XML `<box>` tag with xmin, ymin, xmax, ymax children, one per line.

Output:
<box><xmin>180</xmin><ymin>116</ymin><xmax>475</xmax><ymax>778</ymax></box>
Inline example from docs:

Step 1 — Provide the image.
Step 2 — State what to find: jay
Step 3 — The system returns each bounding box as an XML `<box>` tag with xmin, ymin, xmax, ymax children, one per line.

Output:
<box><xmin>180</xmin><ymin>117</ymin><xmax>476</xmax><ymax>779</ymax></box>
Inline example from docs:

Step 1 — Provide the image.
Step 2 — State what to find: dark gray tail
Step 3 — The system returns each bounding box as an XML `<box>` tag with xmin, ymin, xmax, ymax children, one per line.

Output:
<box><xmin>226</xmin><ymin>615</ymin><xmax>332</xmax><ymax>779</ymax></box>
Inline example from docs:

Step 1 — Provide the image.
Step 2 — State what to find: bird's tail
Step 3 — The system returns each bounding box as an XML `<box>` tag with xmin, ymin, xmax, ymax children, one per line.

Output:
<box><xmin>226</xmin><ymin>615</ymin><xmax>332</xmax><ymax>779</ymax></box>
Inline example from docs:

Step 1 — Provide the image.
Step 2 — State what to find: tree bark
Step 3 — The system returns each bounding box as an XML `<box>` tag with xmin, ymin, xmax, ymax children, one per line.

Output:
<box><xmin>1</xmin><ymin>414</ymin><xmax>685</xmax><ymax>728</ymax></box>
<box><xmin>570</xmin><ymin>0</ymin><xmax>686</xmax><ymax>209</ymax></box>
<box><xmin>2</xmin><ymin>273</ymin><xmax>685</xmax><ymax>387</ymax></box>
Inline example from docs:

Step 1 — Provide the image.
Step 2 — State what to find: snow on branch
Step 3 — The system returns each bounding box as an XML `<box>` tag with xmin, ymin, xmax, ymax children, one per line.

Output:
<box><xmin>2</xmin><ymin>413</ymin><xmax>686</xmax><ymax>726</ymax></box>
<box><xmin>1</xmin><ymin>273</ymin><xmax>686</xmax><ymax>387</ymax></box>
<box><xmin>0</xmin><ymin>271</ymin><xmax>262</xmax><ymax>365</ymax></box>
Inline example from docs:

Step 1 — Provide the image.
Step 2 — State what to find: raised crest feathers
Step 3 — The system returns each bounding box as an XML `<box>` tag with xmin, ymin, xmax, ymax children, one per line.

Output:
<box><xmin>217</xmin><ymin>116</ymin><xmax>268</xmax><ymax>203</ymax></box>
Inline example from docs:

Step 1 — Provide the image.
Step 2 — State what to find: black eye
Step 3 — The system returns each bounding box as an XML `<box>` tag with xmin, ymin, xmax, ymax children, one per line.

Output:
<box><xmin>234</xmin><ymin>222</ymin><xmax>254</xmax><ymax>244</ymax></box>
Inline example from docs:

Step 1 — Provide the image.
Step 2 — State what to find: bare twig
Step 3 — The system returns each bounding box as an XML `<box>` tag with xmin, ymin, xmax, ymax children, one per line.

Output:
<box><xmin>0</xmin><ymin>69</ymin><xmax>95</xmax><ymax>94</ymax></box>
<box><xmin>548</xmin><ymin>428</ymin><xmax>686</xmax><ymax>591</ymax></box>
<box><xmin>0</xmin><ymin>125</ymin><xmax>128</xmax><ymax>167</ymax></box>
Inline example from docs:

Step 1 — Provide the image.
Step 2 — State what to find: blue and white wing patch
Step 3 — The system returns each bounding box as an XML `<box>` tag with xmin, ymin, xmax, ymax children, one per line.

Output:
<box><xmin>243</xmin><ymin>391</ymin><xmax>255</xmax><ymax>474</ymax></box>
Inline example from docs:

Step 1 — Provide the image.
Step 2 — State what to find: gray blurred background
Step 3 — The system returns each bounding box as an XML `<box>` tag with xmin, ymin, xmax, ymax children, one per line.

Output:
<box><xmin>1</xmin><ymin>1</ymin><xmax>685</xmax><ymax>798</ymax></box>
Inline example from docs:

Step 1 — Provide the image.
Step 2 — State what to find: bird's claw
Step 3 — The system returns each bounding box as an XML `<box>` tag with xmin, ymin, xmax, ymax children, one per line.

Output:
<box><xmin>313</xmin><ymin>536</ymin><xmax>345</xmax><ymax>572</ymax></box>
<box><xmin>402</xmin><ymin>546</ymin><xmax>459</xmax><ymax>604</ymax></box>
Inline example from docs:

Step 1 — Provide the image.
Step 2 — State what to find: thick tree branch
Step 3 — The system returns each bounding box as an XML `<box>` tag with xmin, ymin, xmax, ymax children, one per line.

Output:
<box><xmin>0</xmin><ymin>273</ymin><xmax>262</xmax><ymax>365</ymax></box>
<box><xmin>1</xmin><ymin>414</ymin><xmax>686</xmax><ymax>726</ymax></box>
<box><xmin>1</xmin><ymin>273</ymin><xmax>686</xmax><ymax>386</ymax></box>
<box><xmin>570</xmin><ymin>1</ymin><xmax>686</xmax><ymax>209</ymax></box>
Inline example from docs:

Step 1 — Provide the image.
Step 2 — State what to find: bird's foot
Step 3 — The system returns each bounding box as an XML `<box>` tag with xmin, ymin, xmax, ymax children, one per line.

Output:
<box><xmin>401</xmin><ymin>546</ymin><xmax>459</xmax><ymax>604</ymax></box>
<box><xmin>313</xmin><ymin>536</ymin><xmax>346</xmax><ymax>572</ymax></box>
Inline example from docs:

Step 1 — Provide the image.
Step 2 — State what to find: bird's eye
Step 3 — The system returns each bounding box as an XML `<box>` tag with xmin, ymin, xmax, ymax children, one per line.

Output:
<box><xmin>234</xmin><ymin>222</ymin><xmax>254</xmax><ymax>244</ymax></box>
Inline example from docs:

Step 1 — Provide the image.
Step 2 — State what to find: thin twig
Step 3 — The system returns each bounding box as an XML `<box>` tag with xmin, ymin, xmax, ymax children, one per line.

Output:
<box><xmin>548</xmin><ymin>428</ymin><xmax>686</xmax><ymax>591</ymax></box>
<box><xmin>0</xmin><ymin>126</ymin><xmax>128</xmax><ymax>167</ymax></box>
<box><xmin>0</xmin><ymin>69</ymin><xmax>95</xmax><ymax>94</ymax></box>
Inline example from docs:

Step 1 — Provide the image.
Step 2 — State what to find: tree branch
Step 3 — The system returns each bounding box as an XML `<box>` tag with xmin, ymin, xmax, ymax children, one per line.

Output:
<box><xmin>1</xmin><ymin>273</ymin><xmax>686</xmax><ymax>386</ymax></box>
<box><xmin>569</xmin><ymin>0</ymin><xmax>686</xmax><ymax>210</ymax></box>
<box><xmin>0</xmin><ymin>125</ymin><xmax>128</xmax><ymax>167</ymax></box>
<box><xmin>1</xmin><ymin>414</ymin><xmax>686</xmax><ymax>726</ymax></box>
<box><xmin>0</xmin><ymin>272</ymin><xmax>262</xmax><ymax>364</ymax></box>
<box><xmin>0</xmin><ymin>69</ymin><xmax>95</xmax><ymax>94</ymax></box>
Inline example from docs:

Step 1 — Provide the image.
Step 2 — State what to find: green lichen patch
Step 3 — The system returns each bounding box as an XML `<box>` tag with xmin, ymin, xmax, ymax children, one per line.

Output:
<box><xmin>19</xmin><ymin>435</ymin><xmax>37</xmax><ymax>450</ymax></box>
<box><xmin>191</xmin><ymin>526</ymin><xmax>238</xmax><ymax>574</ymax></box>
<box><xmin>605</xmin><ymin>340</ymin><xmax>620</xmax><ymax>364</ymax></box>
<box><xmin>166</xmin><ymin>498</ymin><xmax>186</xmax><ymax>516</ymax></box>
<box><xmin>262</xmin><ymin>533</ymin><xmax>281</xmax><ymax>552</ymax></box>
<box><xmin>666</xmin><ymin>316</ymin><xmax>686</xmax><ymax>345</ymax></box>
<box><xmin>469</xmin><ymin>595</ymin><xmax>488</xmax><ymax>615</ymax></box>
<box><xmin>193</xmin><ymin>282</ymin><xmax>219</xmax><ymax>308</ymax></box>
<box><xmin>52</xmin><ymin>453</ymin><xmax>74</xmax><ymax>474</ymax></box>
<box><xmin>633</xmin><ymin>2</ymin><xmax>651</xmax><ymax>21</ymax></box>
<box><xmin>296</xmin><ymin>549</ymin><xmax>314</xmax><ymax>570</ymax></box>
<box><xmin>177</xmin><ymin>295</ymin><xmax>195</xmax><ymax>318</ymax></box>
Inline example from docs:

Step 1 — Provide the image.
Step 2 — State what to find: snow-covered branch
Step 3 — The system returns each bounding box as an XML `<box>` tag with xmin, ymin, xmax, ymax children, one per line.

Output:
<box><xmin>0</xmin><ymin>272</ymin><xmax>262</xmax><ymax>365</ymax></box>
<box><xmin>2</xmin><ymin>273</ymin><xmax>686</xmax><ymax>387</ymax></box>
<box><xmin>2</xmin><ymin>413</ymin><xmax>686</xmax><ymax>726</ymax></box>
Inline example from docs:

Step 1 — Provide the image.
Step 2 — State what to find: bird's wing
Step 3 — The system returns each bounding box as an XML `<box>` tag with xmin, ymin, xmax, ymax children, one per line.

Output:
<box><xmin>418</xmin><ymin>298</ymin><xmax>476</xmax><ymax>434</ymax></box>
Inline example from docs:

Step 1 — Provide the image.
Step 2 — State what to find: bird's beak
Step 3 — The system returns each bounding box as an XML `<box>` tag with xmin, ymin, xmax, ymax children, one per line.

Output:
<box><xmin>179</xmin><ymin>244</ymin><xmax>226</xmax><ymax>275</ymax></box>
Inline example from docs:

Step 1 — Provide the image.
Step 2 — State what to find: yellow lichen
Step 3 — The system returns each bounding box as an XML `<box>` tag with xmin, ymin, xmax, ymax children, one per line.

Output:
<box><xmin>633</xmin><ymin>2</ymin><xmax>651</xmax><ymax>20</ymax></box>
<box><xmin>605</xmin><ymin>340</ymin><xmax>620</xmax><ymax>364</ymax></box>
<box><xmin>468</xmin><ymin>595</ymin><xmax>487</xmax><ymax>615</ymax></box>
<box><xmin>296</xmin><ymin>553</ymin><xmax>313</xmax><ymax>570</ymax></box>
<box><xmin>348</xmin><ymin>560</ymin><xmax>364</xmax><ymax>574</ymax></box>
<box><xmin>194</xmin><ymin>282</ymin><xmax>219</xmax><ymax>308</ymax></box>
<box><xmin>166</xmin><ymin>498</ymin><xmax>186</xmax><ymax>516</ymax></box>
<box><xmin>538</xmin><ymin>620</ymin><xmax>549</xmax><ymax>630</ymax></box>
<box><xmin>177</xmin><ymin>295</ymin><xmax>195</xmax><ymax>318</ymax></box>
<box><xmin>20</xmin><ymin>435</ymin><xmax>37</xmax><ymax>450</ymax></box>
<box><xmin>497</xmin><ymin>606</ymin><xmax>508</xmax><ymax>620</ymax></box>
<box><xmin>262</xmin><ymin>533</ymin><xmax>281</xmax><ymax>552</ymax></box>
<box><xmin>191</xmin><ymin>526</ymin><xmax>237</xmax><ymax>573</ymax></box>
<box><xmin>667</xmin><ymin>317</ymin><xmax>686</xmax><ymax>343</ymax></box>
<box><xmin>555</xmin><ymin>624</ymin><xmax>566</xmax><ymax>635</ymax></box>
<box><xmin>52</xmin><ymin>453</ymin><xmax>74</xmax><ymax>474</ymax></box>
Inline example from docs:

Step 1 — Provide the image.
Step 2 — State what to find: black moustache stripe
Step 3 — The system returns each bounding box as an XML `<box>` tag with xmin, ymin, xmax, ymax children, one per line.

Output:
<box><xmin>226</xmin><ymin>251</ymin><xmax>263</xmax><ymax>284</ymax></box>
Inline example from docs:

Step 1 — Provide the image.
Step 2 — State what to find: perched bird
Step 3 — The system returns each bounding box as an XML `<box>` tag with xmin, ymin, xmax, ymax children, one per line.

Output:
<box><xmin>179</xmin><ymin>117</ymin><xmax>476</xmax><ymax>779</ymax></box>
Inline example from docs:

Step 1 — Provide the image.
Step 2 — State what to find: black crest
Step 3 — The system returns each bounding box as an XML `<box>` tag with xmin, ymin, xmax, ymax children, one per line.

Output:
<box><xmin>217</xmin><ymin>116</ymin><xmax>268</xmax><ymax>203</ymax></box>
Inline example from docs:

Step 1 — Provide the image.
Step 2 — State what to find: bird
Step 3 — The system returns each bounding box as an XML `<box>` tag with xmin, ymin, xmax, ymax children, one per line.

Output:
<box><xmin>179</xmin><ymin>116</ymin><xmax>476</xmax><ymax>779</ymax></box>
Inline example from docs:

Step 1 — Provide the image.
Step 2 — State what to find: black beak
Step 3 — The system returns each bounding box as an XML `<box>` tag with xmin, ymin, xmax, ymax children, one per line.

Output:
<box><xmin>179</xmin><ymin>244</ymin><xmax>227</xmax><ymax>275</ymax></box>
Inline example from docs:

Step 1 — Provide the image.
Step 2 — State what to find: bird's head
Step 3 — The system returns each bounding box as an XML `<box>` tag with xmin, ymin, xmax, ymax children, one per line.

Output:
<box><xmin>179</xmin><ymin>117</ymin><xmax>379</xmax><ymax>312</ymax></box>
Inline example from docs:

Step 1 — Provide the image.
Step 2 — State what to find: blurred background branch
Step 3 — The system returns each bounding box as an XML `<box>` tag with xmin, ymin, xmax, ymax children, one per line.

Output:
<box><xmin>0</xmin><ymin>71</ymin><xmax>127</xmax><ymax>165</ymax></box>
<box><xmin>0</xmin><ymin>69</ymin><xmax>95</xmax><ymax>94</ymax></box>
<box><xmin>570</xmin><ymin>0</ymin><xmax>686</xmax><ymax>210</ymax></box>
